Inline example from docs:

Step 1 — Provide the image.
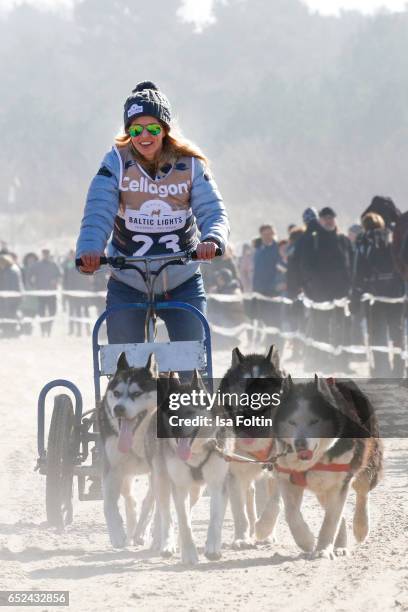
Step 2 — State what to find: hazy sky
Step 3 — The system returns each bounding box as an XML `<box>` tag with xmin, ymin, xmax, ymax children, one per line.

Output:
<box><xmin>303</xmin><ymin>0</ymin><xmax>407</xmax><ymax>15</ymax></box>
<box><xmin>0</xmin><ymin>0</ymin><xmax>407</xmax><ymax>17</ymax></box>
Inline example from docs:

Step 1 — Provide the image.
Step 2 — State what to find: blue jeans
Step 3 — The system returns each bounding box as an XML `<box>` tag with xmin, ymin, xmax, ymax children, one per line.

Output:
<box><xmin>106</xmin><ymin>273</ymin><xmax>207</xmax><ymax>344</ymax></box>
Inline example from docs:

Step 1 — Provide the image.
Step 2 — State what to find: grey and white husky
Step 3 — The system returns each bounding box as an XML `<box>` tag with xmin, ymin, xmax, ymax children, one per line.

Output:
<box><xmin>98</xmin><ymin>352</ymin><xmax>158</xmax><ymax>548</ymax></box>
<box><xmin>153</xmin><ymin>370</ymin><xmax>232</xmax><ymax>565</ymax></box>
<box><xmin>218</xmin><ymin>346</ymin><xmax>284</xmax><ymax>548</ymax></box>
<box><xmin>270</xmin><ymin>375</ymin><xmax>383</xmax><ymax>559</ymax></box>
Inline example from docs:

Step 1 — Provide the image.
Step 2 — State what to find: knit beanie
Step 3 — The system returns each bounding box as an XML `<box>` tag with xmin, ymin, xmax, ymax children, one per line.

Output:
<box><xmin>123</xmin><ymin>81</ymin><xmax>171</xmax><ymax>129</ymax></box>
<box><xmin>319</xmin><ymin>206</ymin><xmax>337</xmax><ymax>218</ymax></box>
<box><xmin>302</xmin><ymin>207</ymin><xmax>318</xmax><ymax>224</ymax></box>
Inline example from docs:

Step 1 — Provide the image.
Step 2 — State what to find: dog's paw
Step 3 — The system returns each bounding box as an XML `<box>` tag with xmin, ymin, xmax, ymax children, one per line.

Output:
<box><xmin>159</xmin><ymin>537</ymin><xmax>176</xmax><ymax>558</ymax></box>
<box><xmin>334</xmin><ymin>547</ymin><xmax>350</xmax><ymax>557</ymax></box>
<box><xmin>231</xmin><ymin>538</ymin><xmax>257</xmax><ymax>550</ymax></box>
<box><xmin>297</xmin><ymin>534</ymin><xmax>315</xmax><ymax>553</ymax></box>
<box><xmin>353</xmin><ymin>518</ymin><xmax>369</xmax><ymax>543</ymax></box>
<box><xmin>256</xmin><ymin>534</ymin><xmax>277</xmax><ymax>546</ymax></box>
<box><xmin>310</xmin><ymin>547</ymin><xmax>335</xmax><ymax>560</ymax></box>
<box><xmin>181</xmin><ymin>544</ymin><xmax>199</xmax><ymax>565</ymax></box>
<box><xmin>205</xmin><ymin>550</ymin><xmax>222</xmax><ymax>561</ymax></box>
<box><xmin>255</xmin><ymin>519</ymin><xmax>276</xmax><ymax>542</ymax></box>
<box><xmin>160</xmin><ymin>548</ymin><xmax>174</xmax><ymax>559</ymax></box>
<box><xmin>110</xmin><ymin>528</ymin><xmax>127</xmax><ymax>549</ymax></box>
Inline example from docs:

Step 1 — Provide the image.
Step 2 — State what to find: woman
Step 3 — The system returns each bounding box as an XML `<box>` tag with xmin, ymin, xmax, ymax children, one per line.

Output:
<box><xmin>76</xmin><ymin>81</ymin><xmax>229</xmax><ymax>344</ymax></box>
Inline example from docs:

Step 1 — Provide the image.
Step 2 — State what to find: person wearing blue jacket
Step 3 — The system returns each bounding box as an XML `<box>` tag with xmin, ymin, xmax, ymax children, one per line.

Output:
<box><xmin>76</xmin><ymin>81</ymin><xmax>229</xmax><ymax>344</ymax></box>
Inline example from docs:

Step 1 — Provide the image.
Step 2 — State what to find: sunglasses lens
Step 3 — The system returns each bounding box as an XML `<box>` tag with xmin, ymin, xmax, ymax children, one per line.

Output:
<box><xmin>147</xmin><ymin>124</ymin><xmax>162</xmax><ymax>136</ymax></box>
<box><xmin>129</xmin><ymin>125</ymin><xmax>143</xmax><ymax>137</ymax></box>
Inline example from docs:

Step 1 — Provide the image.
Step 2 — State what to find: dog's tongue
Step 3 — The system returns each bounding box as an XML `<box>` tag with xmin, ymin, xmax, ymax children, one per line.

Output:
<box><xmin>118</xmin><ymin>419</ymin><xmax>133</xmax><ymax>454</ymax></box>
<box><xmin>298</xmin><ymin>449</ymin><xmax>313</xmax><ymax>461</ymax></box>
<box><xmin>177</xmin><ymin>438</ymin><xmax>192</xmax><ymax>461</ymax></box>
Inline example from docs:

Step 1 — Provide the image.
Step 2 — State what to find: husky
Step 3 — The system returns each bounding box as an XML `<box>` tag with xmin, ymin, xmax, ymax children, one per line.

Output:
<box><xmin>270</xmin><ymin>375</ymin><xmax>383</xmax><ymax>559</ymax></box>
<box><xmin>153</xmin><ymin>370</ymin><xmax>232</xmax><ymax>565</ymax></box>
<box><xmin>218</xmin><ymin>346</ymin><xmax>284</xmax><ymax>549</ymax></box>
<box><xmin>98</xmin><ymin>352</ymin><xmax>158</xmax><ymax>548</ymax></box>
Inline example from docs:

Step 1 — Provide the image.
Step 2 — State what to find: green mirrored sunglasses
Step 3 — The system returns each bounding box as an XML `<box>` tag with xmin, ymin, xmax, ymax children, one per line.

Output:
<box><xmin>128</xmin><ymin>123</ymin><xmax>162</xmax><ymax>137</ymax></box>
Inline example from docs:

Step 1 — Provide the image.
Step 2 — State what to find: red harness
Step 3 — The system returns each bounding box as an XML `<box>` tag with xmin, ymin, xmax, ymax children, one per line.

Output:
<box><xmin>249</xmin><ymin>441</ymin><xmax>275</xmax><ymax>463</ymax></box>
<box><xmin>276</xmin><ymin>462</ymin><xmax>352</xmax><ymax>487</ymax></box>
<box><xmin>225</xmin><ymin>440</ymin><xmax>275</xmax><ymax>463</ymax></box>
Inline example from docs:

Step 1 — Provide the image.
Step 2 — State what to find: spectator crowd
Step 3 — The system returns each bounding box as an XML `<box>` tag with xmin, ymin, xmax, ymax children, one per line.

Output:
<box><xmin>202</xmin><ymin>195</ymin><xmax>408</xmax><ymax>377</ymax></box>
<box><xmin>0</xmin><ymin>245</ymin><xmax>108</xmax><ymax>339</ymax></box>
<box><xmin>1</xmin><ymin>194</ymin><xmax>408</xmax><ymax>377</ymax></box>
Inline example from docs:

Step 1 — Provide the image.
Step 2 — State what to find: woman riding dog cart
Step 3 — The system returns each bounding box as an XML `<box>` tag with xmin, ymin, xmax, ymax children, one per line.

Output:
<box><xmin>77</xmin><ymin>80</ymin><xmax>229</xmax><ymax>343</ymax></box>
<box><xmin>36</xmin><ymin>81</ymin><xmax>229</xmax><ymax>527</ymax></box>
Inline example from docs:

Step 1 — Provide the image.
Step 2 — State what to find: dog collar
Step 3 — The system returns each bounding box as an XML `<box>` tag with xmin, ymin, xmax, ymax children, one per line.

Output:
<box><xmin>276</xmin><ymin>462</ymin><xmax>352</xmax><ymax>487</ymax></box>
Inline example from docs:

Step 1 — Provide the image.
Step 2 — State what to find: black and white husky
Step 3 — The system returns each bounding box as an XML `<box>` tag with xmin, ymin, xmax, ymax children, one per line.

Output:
<box><xmin>269</xmin><ymin>375</ymin><xmax>383</xmax><ymax>559</ymax></box>
<box><xmin>218</xmin><ymin>346</ymin><xmax>284</xmax><ymax>548</ymax></box>
<box><xmin>98</xmin><ymin>352</ymin><xmax>158</xmax><ymax>548</ymax></box>
<box><xmin>153</xmin><ymin>370</ymin><xmax>232</xmax><ymax>565</ymax></box>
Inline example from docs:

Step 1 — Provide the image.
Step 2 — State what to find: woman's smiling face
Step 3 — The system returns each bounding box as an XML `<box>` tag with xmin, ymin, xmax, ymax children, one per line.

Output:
<box><xmin>128</xmin><ymin>115</ymin><xmax>165</xmax><ymax>161</ymax></box>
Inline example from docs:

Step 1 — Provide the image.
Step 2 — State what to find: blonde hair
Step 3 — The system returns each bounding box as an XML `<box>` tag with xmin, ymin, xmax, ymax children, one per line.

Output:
<box><xmin>361</xmin><ymin>212</ymin><xmax>385</xmax><ymax>232</ymax></box>
<box><xmin>114</xmin><ymin>121</ymin><xmax>209</xmax><ymax>169</ymax></box>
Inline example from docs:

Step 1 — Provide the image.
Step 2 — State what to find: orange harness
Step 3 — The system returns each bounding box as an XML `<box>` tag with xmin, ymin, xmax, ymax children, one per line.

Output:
<box><xmin>276</xmin><ymin>462</ymin><xmax>352</xmax><ymax>487</ymax></box>
<box><xmin>249</xmin><ymin>441</ymin><xmax>275</xmax><ymax>463</ymax></box>
<box><xmin>225</xmin><ymin>440</ymin><xmax>275</xmax><ymax>464</ymax></box>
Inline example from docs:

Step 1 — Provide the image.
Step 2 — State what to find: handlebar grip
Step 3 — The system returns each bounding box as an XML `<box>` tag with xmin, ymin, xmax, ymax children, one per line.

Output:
<box><xmin>75</xmin><ymin>256</ymin><xmax>108</xmax><ymax>267</ymax></box>
<box><xmin>190</xmin><ymin>247</ymin><xmax>223</xmax><ymax>260</ymax></box>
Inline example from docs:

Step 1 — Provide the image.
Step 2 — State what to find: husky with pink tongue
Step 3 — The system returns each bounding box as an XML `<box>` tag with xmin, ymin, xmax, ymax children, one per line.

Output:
<box><xmin>98</xmin><ymin>351</ymin><xmax>158</xmax><ymax>549</ymax></box>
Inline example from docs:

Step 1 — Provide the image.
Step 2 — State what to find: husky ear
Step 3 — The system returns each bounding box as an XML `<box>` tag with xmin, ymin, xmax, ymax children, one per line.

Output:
<box><xmin>191</xmin><ymin>368</ymin><xmax>204</xmax><ymax>389</ymax></box>
<box><xmin>314</xmin><ymin>374</ymin><xmax>330</xmax><ymax>396</ymax></box>
<box><xmin>117</xmin><ymin>352</ymin><xmax>130</xmax><ymax>371</ymax></box>
<box><xmin>145</xmin><ymin>352</ymin><xmax>158</xmax><ymax>377</ymax></box>
<box><xmin>168</xmin><ymin>371</ymin><xmax>181</xmax><ymax>391</ymax></box>
<box><xmin>282</xmin><ymin>374</ymin><xmax>294</xmax><ymax>394</ymax></box>
<box><xmin>265</xmin><ymin>345</ymin><xmax>280</xmax><ymax>370</ymax></box>
<box><xmin>231</xmin><ymin>347</ymin><xmax>244</xmax><ymax>367</ymax></box>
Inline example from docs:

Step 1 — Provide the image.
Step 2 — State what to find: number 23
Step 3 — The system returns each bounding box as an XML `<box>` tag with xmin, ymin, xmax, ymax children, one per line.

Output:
<box><xmin>132</xmin><ymin>234</ymin><xmax>180</xmax><ymax>255</ymax></box>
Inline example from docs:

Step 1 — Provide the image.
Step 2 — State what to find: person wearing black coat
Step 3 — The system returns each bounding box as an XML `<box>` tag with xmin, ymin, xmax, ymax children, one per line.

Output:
<box><xmin>352</xmin><ymin>212</ymin><xmax>405</xmax><ymax>378</ymax></box>
<box><xmin>292</xmin><ymin>207</ymin><xmax>353</xmax><ymax>372</ymax></box>
<box><xmin>0</xmin><ymin>254</ymin><xmax>23</xmax><ymax>338</ymax></box>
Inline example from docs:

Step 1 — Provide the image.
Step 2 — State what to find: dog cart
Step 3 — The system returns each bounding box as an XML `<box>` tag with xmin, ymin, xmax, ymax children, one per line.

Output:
<box><xmin>36</xmin><ymin>251</ymin><xmax>218</xmax><ymax>528</ymax></box>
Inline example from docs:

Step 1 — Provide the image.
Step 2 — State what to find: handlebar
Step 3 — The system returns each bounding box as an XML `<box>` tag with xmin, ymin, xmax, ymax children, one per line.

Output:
<box><xmin>75</xmin><ymin>248</ymin><xmax>222</xmax><ymax>269</ymax></box>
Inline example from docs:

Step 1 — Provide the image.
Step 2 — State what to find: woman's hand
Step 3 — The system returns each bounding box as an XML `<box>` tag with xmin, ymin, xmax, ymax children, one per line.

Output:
<box><xmin>196</xmin><ymin>241</ymin><xmax>218</xmax><ymax>260</ymax></box>
<box><xmin>78</xmin><ymin>252</ymin><xmax>102</xmax><ymax>273</ymax></box>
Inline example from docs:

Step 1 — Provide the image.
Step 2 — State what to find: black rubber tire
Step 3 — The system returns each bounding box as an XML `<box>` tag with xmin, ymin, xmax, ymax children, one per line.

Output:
<box><xmin>45</xmin><ymin>394</ymin><xmax>75</xmax><ymax>528</ymax></box>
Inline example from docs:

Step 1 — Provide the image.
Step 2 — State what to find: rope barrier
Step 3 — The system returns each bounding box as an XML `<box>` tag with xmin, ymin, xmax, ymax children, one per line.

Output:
<box><xmin>0</xmin><ymin>289</ymin><xmax>407</xmax><ymax>365</ymax></box>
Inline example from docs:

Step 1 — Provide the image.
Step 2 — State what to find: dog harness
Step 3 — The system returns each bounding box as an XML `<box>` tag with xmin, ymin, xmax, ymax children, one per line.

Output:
<box><xmin>251</xmin><ymin>440</ymin><xmax>274</xmax><ymax>462</ymax></box>
<box><xmin>275</xmin><ymin>462</ymin><xmax>352</xmax><ymax>487</ymax></box>
<box><xmin>225</xmin><ymin>440</ymin><xmax>275</xmax><ymax>464</ymax></box>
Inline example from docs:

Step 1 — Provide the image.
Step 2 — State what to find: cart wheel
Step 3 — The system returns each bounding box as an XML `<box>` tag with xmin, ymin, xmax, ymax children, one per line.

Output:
<box><xmin>45</xmin><ymin>394</ymin><xmax>75</xmax><ymax>528</ymax></box>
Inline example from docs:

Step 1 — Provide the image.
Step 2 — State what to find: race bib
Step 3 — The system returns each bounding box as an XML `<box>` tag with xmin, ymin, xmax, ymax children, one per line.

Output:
<box><xmin>124</xmin><ymin>200</ymin><xmax>187</xmax><ymax>234</ymax></box>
